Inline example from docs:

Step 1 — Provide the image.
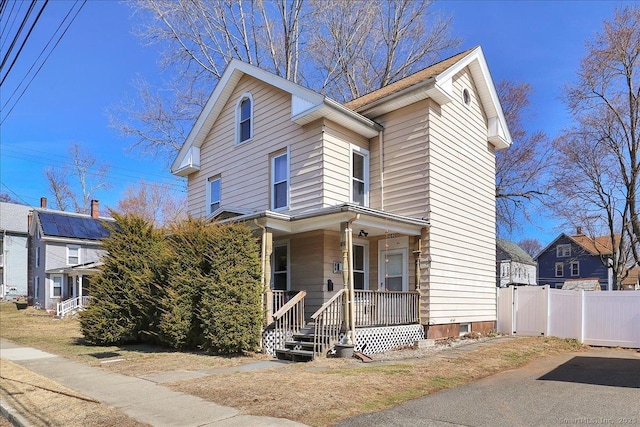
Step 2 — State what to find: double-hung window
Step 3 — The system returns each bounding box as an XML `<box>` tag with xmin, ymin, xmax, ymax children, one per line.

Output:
<box><xmin>67</xmin><ymin>245</ymin><xmax>80</xmax><ymax>265</ymax></box>
<box><xmin>271</xmin><ymin>151</ymin><xmax>289</xmax><ymax>210</ymax></box>
<box><xmin>207</xmin><ymin>176</ymin><xmax>221</xmax><ymax>215</ymax></box>
<box><xmin>556</xmin><ymin>244</ymin><xmax>571</xmax><ymax>257</ymax></box>
<box><xmin>555</xmin><ymin>262</ymin><xmax>563</xmax><ymax>277</ymax></box>
<box><xmin>272</xmin><ymin>243</ymin><xmax>289</xmax><ymax>291</ymax></box>
<box><xmin>351</xmin><ymin>146</ymin><xmax>369</xmax><ymax>206</ymax></box>
<box><xmin>237</xmin><ymin>94</ymin><xmax>253</xmax><ymax>144</ymax></box>
<box><xmin>570</xmin><ymin>261</ymin><xmax>580</xmax><ymax>276</ymax></box>
<box><xmin>51</xmin><ymin>275</ymin><xmax>62</xmax><ymax>297</ymax></box>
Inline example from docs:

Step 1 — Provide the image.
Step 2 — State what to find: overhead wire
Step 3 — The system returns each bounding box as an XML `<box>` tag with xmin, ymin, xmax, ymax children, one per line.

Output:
<box><xmin>0</xmin><ymin>0</ymin><xmax>48</xmax><ymax>87</ymax></box>
<box><xmin>0</xmin><ymin>0</ymin><xmax>36</xmax><ymax>72</ymax></box>
<box><xmin>1</xmin><ymin>0</ymin><xmax>87</xmax><ymax>125</ymax></box>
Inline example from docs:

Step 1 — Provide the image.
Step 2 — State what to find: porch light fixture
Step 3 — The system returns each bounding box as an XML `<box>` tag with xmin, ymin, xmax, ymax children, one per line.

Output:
<box><xmin>358</xmin><ymin>229</ymin><xmax>368</xmax><ymax>237</ymax></box>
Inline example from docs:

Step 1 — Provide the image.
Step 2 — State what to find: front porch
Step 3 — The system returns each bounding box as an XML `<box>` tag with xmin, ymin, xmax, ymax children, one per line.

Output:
<box><xmin>48</xmin><ymin>261</ymin><xmax>101</xmax><ymax>317</ymax></box>
<box><xmin>219</xmin><ymin>203</ymin><xmax>430</xmax><ymax>360</ymax></box>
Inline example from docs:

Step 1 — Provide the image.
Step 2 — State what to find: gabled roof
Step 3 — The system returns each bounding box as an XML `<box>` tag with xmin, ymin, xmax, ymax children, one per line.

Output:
<box><xmin>496</xmin><ymin>238</ymin><xmax>535</xmax><ymax>265</ymax></box>
<box><xmin>34</xmin><ymin>209</ymin><xmax>114</xmax><ymax>241</ymax></box>
<box><xmin>171</xmin><ymin>59</ymin><xmax>382</xmax><ymax>176</ymax></box>
<box><xmin>345</xmin><ymin>46</ymin><xmax>511</xmax><ymax>149</ymax></box>
<box><xmin>172</xmin><ymin>47</ymin><xmax>512</xmax><ymax>176</ymax></box>
<box><xmin>568</xmin><ymin>234</ymin><xmax>615</xmax><ymax>255</ymax></box>
<box><xmin>536</xmin><ymin>232</ymin><xmax>616</xmax><ymax>260</ymax></box>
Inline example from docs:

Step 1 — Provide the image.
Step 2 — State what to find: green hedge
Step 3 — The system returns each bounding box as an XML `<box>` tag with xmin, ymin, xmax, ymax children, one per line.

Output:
<box><xmin>80</xmin><ymin>215</ymin><xmax>262</xmax><ymax>353</ymax></box>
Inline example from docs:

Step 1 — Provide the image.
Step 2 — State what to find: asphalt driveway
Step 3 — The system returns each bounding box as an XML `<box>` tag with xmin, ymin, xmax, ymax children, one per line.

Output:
<box><xmin>335</xmin><ymin>348</ymin><xmax>640</xmax><ymax>427</ymax></box>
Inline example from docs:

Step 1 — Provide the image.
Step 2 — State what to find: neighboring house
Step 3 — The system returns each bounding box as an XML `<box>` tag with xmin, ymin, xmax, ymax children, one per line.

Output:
<box><xmin>0</xmin><ymin>202</ymin><xmax>31</xmax><ymax>298</ymax></box>
<box><xmin>496</xmin><ymin>238</ymin><xmax>536</xmax><ymax>287</ymax></box>
<box><xmin>536</xmin><ymin>229</ymin><xmax>615</xmax><ymax>290</ymax></box>
<box><xmin>171</xmin><ymin>46</ymin><xmax>512</xmax><ymax>357</ymax></box>
<box><xmin>29</xmin><ymin>198</ymin><xmax>113</xmax><ymax>314</ymax></box>
<box><xmin>621</xmin><ymin>267</ymin><xmax>640</xmax><ymax>290</ymax></box>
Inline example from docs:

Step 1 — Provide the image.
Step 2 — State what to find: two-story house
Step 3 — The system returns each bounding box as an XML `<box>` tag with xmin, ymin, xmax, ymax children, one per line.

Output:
<box><xmin>496</xmin><ymin>238</ymin><xmax>537</xmax><ymax>287</ymax></box>
<box><xmin>29</xmin><ymin>198</ymin><xmax>113</xmax><ymax>315</ymax></box>
<box><xmin>1</xmin><ymin>201</ymin><xmax>31</xmax><ymax>298</ymax></box>
<box><xmin>171</xmin><ymin>46</ymin><xmax>512</xmax><ymax>356</ymax></box>
<box><xmin>536</xmin><ymin>229</ymin><xmax>614</xmax><ymax>290</ymax></box>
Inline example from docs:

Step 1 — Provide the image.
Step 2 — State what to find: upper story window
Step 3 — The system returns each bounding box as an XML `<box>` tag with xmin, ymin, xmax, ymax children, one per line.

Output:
<box><xmin>35</xmin><ymin>247</ymin><xmax>40</xmax><ymax>268</ymax></box>
<box><xmin>570</xmin><ymin>261</ymin><xmax>580</xmax><ymax>276</ymax></box>
<box><xmin>67</xmin><ymin>245</ymin><xmax>80</xmax><ymax>265</ymax></box>
<box><xmin>207</xmin><ymin>176</ymin><xmax>221</xmax><ymax>215</ymax></box>
<box><xmin>237</xmin><ymin>93</ymin><xmax>253</xmax><ymax>144</ymax></box>
<box><xmin>556</xmin><ymin>244</ymin><xmax>571</xmax><ymax>257</ymax></box>
<box><xmin>351</xmin><ymin>145</ymin><xmax>369</xmax><ymax>206</ymax></box>
<box><xmin>271</xmin><ymin>150</ymin><xmax>289</xmax><ymax>210</ymax></box>
<box><xmin>555</xmin><ymin>262</ymin><xmax>563</xmax><ymax>277</ymax></box>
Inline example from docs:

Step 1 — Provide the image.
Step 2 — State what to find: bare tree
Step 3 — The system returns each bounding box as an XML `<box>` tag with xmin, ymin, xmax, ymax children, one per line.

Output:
<box><xmin>114</xmin><ymin>180</ymin><xmax>186</xmax><ymax>226</ymax></box>
<box><xmin>518</xmin><ymin>238</ymin><xmax>543</xmax><ymax>258</ymax></box>
<box><xmin>552</xmin><ymin>6</ymin><xmax>640</xmax><ymax>287</ymax></box>
<box><xmin>495</xmin><ymin>81</ymin><xmax>550</xmax><ymax>233</ymax></box>
<box><xmin>309</xmin><ymin>0</ymin><xmax>460</xmax><ymax>100</ymax></box>
<box><xmin>112</xmin><ymin>0</ymin><xmax>459</xmax><ymax>162</ymax></box>
<box><xmin>45</xmin><ymin>143</ymin><xmax>111</xmax><ymax>213</ymax></box>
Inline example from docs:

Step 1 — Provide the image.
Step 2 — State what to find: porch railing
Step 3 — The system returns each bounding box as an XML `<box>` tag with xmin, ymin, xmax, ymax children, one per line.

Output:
<box><xmin>56</xmin><ymin>296</ymin><xmax>93</xmax><ymax>317</ymax></box>
<box><xmin>311</xmin><ymin>289</ymin><xmax>345</xmax><ymax>357</ymax></box>
<box><xmin>353</xmin><ymin>290</ymin><xmax>419</xmax><ymax>327</ymax></box>
<box><xmin>271</xmin><ymin>291</ymin><xmax>306</xmax><ymax>351</ymax></box>
<box><xmin>272</xmin><ymin>290</ymin><xmax>298</xmax><ymax>313</ymax></box>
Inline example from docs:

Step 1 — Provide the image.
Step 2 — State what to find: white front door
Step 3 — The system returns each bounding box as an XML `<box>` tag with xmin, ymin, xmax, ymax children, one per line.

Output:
<box><xmin>378</xmin><ymin>237</ymin><xmax>409</xmax><ymax>291</ymax></box>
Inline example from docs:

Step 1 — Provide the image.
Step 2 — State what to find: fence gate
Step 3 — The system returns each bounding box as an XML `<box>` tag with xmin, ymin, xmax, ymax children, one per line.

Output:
<box><xmin>498</xmin><ymin>286</ymin><xmax>548</xmax><ymax>336</ymax></box>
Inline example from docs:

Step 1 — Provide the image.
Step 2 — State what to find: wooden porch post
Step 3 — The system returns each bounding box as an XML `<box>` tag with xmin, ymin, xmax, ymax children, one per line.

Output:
<box><xmin>78</xmin><ymin>274</ymin><xmax>83</xmax><ymax>300</ymax></box>
<box><xmin>340</xmin><ymin>222</ymin><xmax>352</xmax><ymax>345</ymax></box>
<box><xmin>263</xmin><ymin>230</ymin><xmax>273</xmax><ymax>324</ymax></box>
<box><xmin>413</xmin><ymin>235</ymin><xmax>423</xmax><ymax>324</ymax></box>
<box><xmin>418</xmin><ymin>227</ymin><xmax>430</xmax><ymax>325</ymax></box>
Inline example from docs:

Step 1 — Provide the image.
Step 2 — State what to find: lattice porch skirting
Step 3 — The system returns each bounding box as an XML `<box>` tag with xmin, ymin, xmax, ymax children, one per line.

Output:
<box><xmin>262</xmin><ymin>324</ymin><xmax>424</xmax><ymax>356</ymax></box>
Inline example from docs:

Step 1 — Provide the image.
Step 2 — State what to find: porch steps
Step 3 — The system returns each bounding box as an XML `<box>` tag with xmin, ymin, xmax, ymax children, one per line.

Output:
<box><xmin>275</xmin><ymin>325</ymin><xmax>320</xmax><ymax>362</ymax></box>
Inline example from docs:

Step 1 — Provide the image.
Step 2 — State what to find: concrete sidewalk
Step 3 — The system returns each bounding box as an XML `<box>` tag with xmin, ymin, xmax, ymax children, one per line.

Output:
<box><xmin>0</xmin><ymin>338</ymin><xmax>306</xmax><ymax>427</ymax></box>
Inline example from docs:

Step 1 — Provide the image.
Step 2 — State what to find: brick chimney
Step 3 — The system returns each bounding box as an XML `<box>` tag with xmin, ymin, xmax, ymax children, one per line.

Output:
<box><xmin>90</xmin><ymin>200</ymin><xmax>99</xmax><ymax>219</ymax></box>
<box><xmin>576</xmin><ymin>226</ymin><xmax>583</xmax><ymax>235</ymax></box>
<box><xmin>40</xmin><ymin>197</ymin><xmax>47</xmax><ymax>209</ymax></box>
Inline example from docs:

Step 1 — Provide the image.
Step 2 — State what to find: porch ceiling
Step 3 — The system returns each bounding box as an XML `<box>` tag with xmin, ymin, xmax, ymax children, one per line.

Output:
<box><xmin>224</xmin><ymin>204</ymin><xmax>429</xmax><ymax>238</ymax></box>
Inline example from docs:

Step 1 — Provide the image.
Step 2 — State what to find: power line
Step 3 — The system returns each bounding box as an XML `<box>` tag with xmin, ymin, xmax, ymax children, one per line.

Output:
<box><xmin>1</xmin><ymin>0</ymin><xmax>87</xmax><ymax>125</ymax></box>
<box><xmin>0</xmin><ymin>0</ymin><xmax>48</xmax><ymax>86</ymax></box>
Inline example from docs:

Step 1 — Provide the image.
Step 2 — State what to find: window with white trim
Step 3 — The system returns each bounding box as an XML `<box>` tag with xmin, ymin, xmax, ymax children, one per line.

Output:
<box><xmin>555</xmin><ymin>262</ymin><xmax>563</xmax><ymax>277</ymax></box>
<box><xmin>237</xmin><ymin>93</ymin><xmax>253</xmax><ymax>144</ymax></box>
<box><xmin>570</xmin><ymin>261</ymin><xmax>579</xmax><ymax>276</ymax></box>
<box><xmin>67</xmin><ymin>245</ymin><xmax>80</xmax><ymax>265</ymax></box>
<box><xmin>35</xmin><ymin>276</ymin><xmax>40</xmax><ymax>299</ymax></box>
<box><xmin>35</xmin><ymin>247</ymin><xmax>40</xmax><ymax>268</ymax></box>
<box><xmin>556</xmin><ymin>244</ymin><xmax>571</xmax><ymax>257</ymax></box>
<box><xmin>272</xmin><ymin>243</ymin><xmax>289</xmax><ymax>291</ymax></box>
<box><xmin>351</xmin><ymin>146</ymin><xmax>369</xmax><ymax>206</ymax></box>
<box><xmin>207</xmin><ymin>176</ymin><xmax>221</xmax><ymax>215</ymax></box>
<box><xmin>51</xmin><ymin>275</ymin><xmax>62</xmax><ymax>297</ymax></box>
<box><xmin>271</xmin><ymin>151</ymin><xmax>289</xmax><ymax>210</ymax></box>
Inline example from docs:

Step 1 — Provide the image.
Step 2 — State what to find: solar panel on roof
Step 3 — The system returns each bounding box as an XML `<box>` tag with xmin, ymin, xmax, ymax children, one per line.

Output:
<box><xmin>38</xmin><ymin>211</ymin><xmax>112</xmax><ymax>240</ymax></box>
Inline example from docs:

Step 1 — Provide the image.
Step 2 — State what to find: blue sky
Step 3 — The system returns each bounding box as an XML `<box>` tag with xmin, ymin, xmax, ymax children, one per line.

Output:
<box><xmin>0</xmin><ymin>0</ymin><xmax>631</xmax><ymax>245</ymax></box>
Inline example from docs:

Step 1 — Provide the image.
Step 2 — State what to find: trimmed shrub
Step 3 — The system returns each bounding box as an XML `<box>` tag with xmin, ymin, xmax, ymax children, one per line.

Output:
<box><xmin>80</xmin><ymin>214</ymin><xmax>167</xmax><ymax>345</ymax></box>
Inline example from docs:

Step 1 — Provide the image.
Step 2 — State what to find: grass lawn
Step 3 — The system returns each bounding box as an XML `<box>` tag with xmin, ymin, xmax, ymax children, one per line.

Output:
<box><xmin>1</xmin><ymin>301</ymin><xmax>588</xmax><ymax>426</ymax></box>
<box><xmin>0</xmin><ymin>302</ymin><xmax>269</xmax><ymax>376</ymax></box>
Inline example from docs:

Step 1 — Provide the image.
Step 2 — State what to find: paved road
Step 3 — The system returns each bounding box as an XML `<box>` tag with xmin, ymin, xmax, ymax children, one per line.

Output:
<box><xmin>335</xmin><ymin>348</ymin><xmax>640</xmax><ymax>427</ymax></box>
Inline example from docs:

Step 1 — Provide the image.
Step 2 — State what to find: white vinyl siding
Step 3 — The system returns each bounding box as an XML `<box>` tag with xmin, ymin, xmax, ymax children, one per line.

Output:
<box><xmin>187</xmin><ymin>75</ymin><xmax>325</xmax><ymax>217</ymax></box>
<box><xmin>418</xmin><ymin>70</ymin><xmax>496</xmax><ymax>325</ymax></box>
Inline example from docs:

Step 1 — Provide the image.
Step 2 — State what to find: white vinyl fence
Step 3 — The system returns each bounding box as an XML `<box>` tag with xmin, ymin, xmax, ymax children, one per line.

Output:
<box><xmin>498</xmin><ymin>286</ymin><xmax>640</xmax><ymax>348</ymax></box>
